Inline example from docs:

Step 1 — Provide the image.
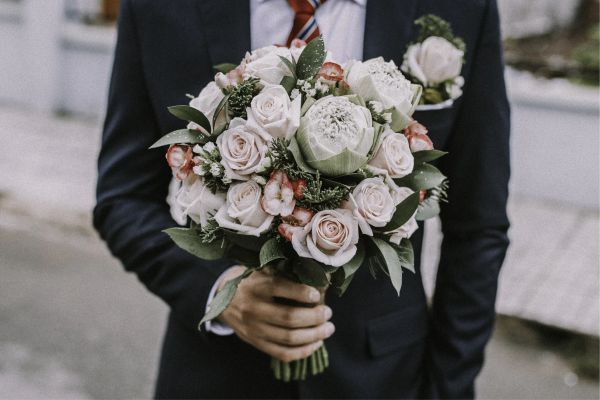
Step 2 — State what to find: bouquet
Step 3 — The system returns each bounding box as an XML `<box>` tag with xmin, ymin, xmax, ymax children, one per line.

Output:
<box><xmin>150</xmin><ymin>36</ymin><xmax>448</xmax><ymax>381</ymax></box>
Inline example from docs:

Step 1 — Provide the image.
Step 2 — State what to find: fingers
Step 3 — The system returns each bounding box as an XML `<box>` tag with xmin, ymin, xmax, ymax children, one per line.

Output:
<box><xmin>252</xmin><ymin>302</ymin><xmax>332</xmax><ymax>329</ymax></box>
<box><xmin>252</xmin><ymin>338</ymin><xmax>324</xmax><ymax>363</ymax></box>
<box><xmin>269</xmin><ymin>276</ymin><xmax>322</xmax><ymax>304</ymax></box>
<box><xmin>256</xmin><ymin>321</ymin><xmax>335</xmax><ymax>346</ymax></box>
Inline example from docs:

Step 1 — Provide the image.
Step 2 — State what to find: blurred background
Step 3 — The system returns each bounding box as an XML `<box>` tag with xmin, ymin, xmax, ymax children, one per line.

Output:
<box><xmin>0</xmin><ymin>0</ymin><xmax>598</xmax><ymax>398</ymax></box>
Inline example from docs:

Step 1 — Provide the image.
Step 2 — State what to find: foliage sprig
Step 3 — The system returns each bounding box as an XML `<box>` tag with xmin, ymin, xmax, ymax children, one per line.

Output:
<box><xmin>267</xmin><ymin>138</ymin><xmax>312</xmax><ymax>181</ymax></box>
<box><xmin>297</xmin><ymin>172</ymin><xmax>350</xmax><ymax>212</ymax></box>
<box><xmin>225</xmin><ymin>78</ymin><xmax>261</xmax><ymax>119</ymax></box>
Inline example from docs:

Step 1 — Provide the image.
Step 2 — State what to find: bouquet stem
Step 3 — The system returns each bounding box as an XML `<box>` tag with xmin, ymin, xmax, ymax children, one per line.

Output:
<box><xmin>271</xmin><ymin>344</ymin><xmax>329</xmax><ymax>382</ymax></box>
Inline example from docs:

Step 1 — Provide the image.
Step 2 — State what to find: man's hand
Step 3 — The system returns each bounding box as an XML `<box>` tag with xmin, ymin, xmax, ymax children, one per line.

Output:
<box><xmin>217</xmin><ymin>266</ymin><xmax>335</xmax><ymax>362</ymax></box>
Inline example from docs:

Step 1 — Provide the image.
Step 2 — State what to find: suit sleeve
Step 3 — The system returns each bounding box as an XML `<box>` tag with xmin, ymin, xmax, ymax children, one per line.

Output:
<box><xmin>425</xmin><ymin>0</ymin><xmax>511</xmax><ymax>397</ymax></box>
<box><xmin>93</xmin><ymin>0</ymin><xmax>234</xmax><ymax>333</ymax></box>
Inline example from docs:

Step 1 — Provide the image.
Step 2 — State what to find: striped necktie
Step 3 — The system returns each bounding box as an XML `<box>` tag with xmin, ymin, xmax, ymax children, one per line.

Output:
<box><xmin>286</xmin><ymin>0</ymin><xmax>327</xmax><ymax>46</ymax></box>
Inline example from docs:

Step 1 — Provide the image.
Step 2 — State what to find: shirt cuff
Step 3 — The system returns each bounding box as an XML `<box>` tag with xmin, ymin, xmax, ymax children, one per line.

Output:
<box><xmin>204</xmin><ymin>267</ymin><xmax>236</xmax><ymax>336</ymax></box>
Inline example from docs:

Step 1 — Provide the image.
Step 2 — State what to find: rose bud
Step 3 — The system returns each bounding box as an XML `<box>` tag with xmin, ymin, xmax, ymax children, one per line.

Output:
<box><xmin>278</xmin><ymin>223</ymin><xmax>303</xmax><ymax>242</ymax></box>
<box><xmin>318</xmin><ymin>62</ymin><xmax>344</xmax><ymax>82</ymax></box>
<box><xmin>166</xmin><ymin>144</ymin><xmax>194</xmax><ymax>180</ymax></box>
<box><xmin>404</xmin><ymin>120</ymin><xmax>429</xmax><ymax>136</ymax></box>
<box><xmin>282</xmin><ymin>207</ymin><xmax>314</xmax><ymax>227</ymax></box>
<box><xmin>406</xmin><ymin>133</ymin><xmax>434</xmax><ymax>152</ymax></box>
<box><xmin>291</xmin><ymin>178</ymin><xmax>308</xmax><ymax>200</ymax></box>
<box><xmin>290</xmin><ymin>38</ymin><xmax>307</xmax><ymax>48</ymax></box>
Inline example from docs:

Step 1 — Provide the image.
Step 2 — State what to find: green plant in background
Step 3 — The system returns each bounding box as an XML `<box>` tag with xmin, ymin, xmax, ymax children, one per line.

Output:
<box><xmin>572</xmin><ymin>24</ymin><xmax>600</xmax><ymax>86</ymax></box>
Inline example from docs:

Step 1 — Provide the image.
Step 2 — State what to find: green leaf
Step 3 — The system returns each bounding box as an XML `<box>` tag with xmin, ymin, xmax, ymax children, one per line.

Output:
<box><xmin>369</xmin><ymin>237</ymin><xmax>403</xmax><ymax>295</ymax></box>
<box><xmin>383</xmin><ymin>191</ymin><xmax>421</xmax><ymax>231</ymax></box>
<box><xmin>149</xmin><ymin>129</ymin><xmax>208</xmax><ymax>149</ymax></box>
<box><xmin>223</xmin><ymin>229</ymin><xmax>270</xmax><ymax>252</ymax></box>
<box><xmin>280</xmin><ymin>75</ymin><xmax>297</xmax><ymax>94</ymax></box>
<box><xmin>412</xmin><ymin>150</ymin><xmax>447</xmax><ymax>165</ymax></box>
<box><xmin>199</xmin><ymin>268</ymin><xmax>253</xmax><ymax>327</ymax></box>
<box><xmin>213</xmin><ymin>63</ymin><xmax>238</xmax><ymax>74</ymax></box>
<box><xmin>259</xmin><ymin>238</ymin><xmax>287</xmax><ymax>267</ymax></box>
<box><xmin>293</xmin><ymin>258</ymin><xmax>329</xmax><ymax>288</ymax></box>
<box><xmin>342</xmin><ymin>241</ymin><xmax>364</xmax><ymax>279</ymax></box>
<box><xmin>393</xmin><ymin>239</ymin><xmax>415</xmax><ymax>274</ymax></box>
<box><xmin>163</xmin><ymin>228</ymin><xmax>227</xmax><ymax>260</ymax></box>
<box><xmin>278</xmin><ymin>55</ymin><xmax>297</xmax><ymax>78</ymax></box>
<box><xmin>168</xmin><ymin>105</ymin><xmax>211</xmax><ymax>134</ymax></box>
<box><xmin>296</xmin><ymin>36</ymin><xmax>326</xmax><ymax>80</ymax></box>
<box><xmin>213</xmin><ymin>93</ymin><xmax>230</xmax><ymax>128</ymax></box>
<box><xmin>331</xmin><ymin>269</ymin><xmax>356</xmax><ymax>297</ymax></box>
<box><xmin>287</xmin><ymin>138</ymin><xmax>317</xmax><ymax>174</ymax></box>
<box><xmin>393</xmin><ymin>163</ymin><xmax>447</xmax><ymax>191</ymax></box>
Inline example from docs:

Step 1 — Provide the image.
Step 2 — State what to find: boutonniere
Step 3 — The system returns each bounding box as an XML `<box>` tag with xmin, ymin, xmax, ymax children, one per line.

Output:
<box><xmin>401</xmin><ymin>15</ymin><xmax>466</xmax><ymax>110</ymax></box>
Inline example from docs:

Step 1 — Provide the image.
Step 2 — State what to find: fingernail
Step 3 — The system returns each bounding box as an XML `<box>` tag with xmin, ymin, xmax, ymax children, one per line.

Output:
<box><xmin>309</xmin><ymin>288</ymin><xmax>320</xmax><ymax>302</ymax></box>
<box><xmin>324</xmin><ymin>306</ymin><xmax>332</xmax><ymax>319</ymax></box>
<box><xmin>325</xmin><ymin>322</ymin><xmax>335</xmax><ymax>336</ymax></box>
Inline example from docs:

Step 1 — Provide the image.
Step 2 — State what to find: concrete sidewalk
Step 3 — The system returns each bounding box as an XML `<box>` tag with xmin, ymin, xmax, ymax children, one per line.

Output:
<box><xmin>1</xmin><ymin>105</ymin><xmax>598</xmax><ymax>337</ymax></box>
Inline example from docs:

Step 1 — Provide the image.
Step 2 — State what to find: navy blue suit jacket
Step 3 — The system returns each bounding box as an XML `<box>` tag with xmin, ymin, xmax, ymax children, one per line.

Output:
<box><xmin>94</xmin><ymin>0</ymin><xmax>510</xmax><ymax>398</ymax></box>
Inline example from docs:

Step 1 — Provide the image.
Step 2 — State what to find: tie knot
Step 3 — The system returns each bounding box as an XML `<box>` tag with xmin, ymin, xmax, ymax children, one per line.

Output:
<box><xmin>288</xmin><ymin>0</ymin><xmax>326</xmax><ymax>15</ymax></box>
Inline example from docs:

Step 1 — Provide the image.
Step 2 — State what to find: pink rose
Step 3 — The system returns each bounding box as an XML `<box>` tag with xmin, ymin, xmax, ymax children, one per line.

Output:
<box><xmin>215</xmin><ymin>65</ymin><xmax>244</xmax><ymax>90</ymax></box>
<box><xmin>261</xmin><ymin>170</ymin><xmax>295</xmax><ymax>217</ymax></box>
<box><xmin>166</xmin><ymin>144</ymin><xmax>194</xmax><ymax>180</ymax></box>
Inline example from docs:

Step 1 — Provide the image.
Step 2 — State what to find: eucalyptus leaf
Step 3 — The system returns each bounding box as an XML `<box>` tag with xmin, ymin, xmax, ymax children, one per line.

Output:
<box><xmin>213</xmin><ymin>93</ymin><xmax>230</xmax><ymax>128</ymax></box>
<box><xmin>278</xmin><ymin>56</ymin><xmax>297</xmax><ymax>77</ymax></box>
<box><xmin>342</xmin><ymin>241</ymin><xmax>364</xmax><ymax>279</ymax></box>
<box><xmin>296</xmin><ymin>36</ymin><xmax>326</xmax><ymax>80</ymax></box>
<box><xmin>280</xmin><ymin>75</ymin><xmax>297</xmax><ymax>94</ymax></box>
<box><xmin>213</xmin><ymin>63</ymin><xmax>238</xmax><ymax>74</ymax></box>
<box><xmin>393</xmin><ymin>239</ymin><xmax>415</xmax><ymax>274</ymax></box>
<box><xmin>369</xmin><ymin>237</ymin><xmax>403</xmax><ymax>295</ymax></box>
<box><xmin>149</xmin><ymin>129</ymin><xmax>208</xmax><ymax>149</ymax></box>
<box><xmin>199</xmin><ymin>268</ymin><xmax>254</xmax><ymax>327</ymax></box>
<box><xmin>168</xmin><ymin>105</ymin><xmax>211</xmax><ymax>134</ymax></box>
<box><xmin>163</xmin><ymin>228</ymin><xmax>227</xmax><ymax>260</ymax></box>
<box><xmin>259</xmin><ymin>238</ymin><xmax>287</xmax><ymax>267</ymax></box>
<box><xmin>383</xmin><ymin>191</ymin><xmax>421</xmax><ymax>231</ymax></box>
<box><xmin>412</xmin><ymin>150</ymin><xmax>447</xmax><ymax>165</ymax></box>
<box><xmin>293</xmin><ymin>258</ymin><xmax>329</xmax><ymax>288</ymax></box>
<box><xmin>393</xmin><ymin>163</ymin><xmax>447</xmax><ymax>191</ymax></box>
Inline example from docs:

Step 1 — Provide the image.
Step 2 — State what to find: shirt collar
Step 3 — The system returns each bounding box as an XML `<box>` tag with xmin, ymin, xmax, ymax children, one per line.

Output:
<box><xmin>256</xmin><ymin>0</ymin><xmax>367</xmax><ymax>6</ymax></box>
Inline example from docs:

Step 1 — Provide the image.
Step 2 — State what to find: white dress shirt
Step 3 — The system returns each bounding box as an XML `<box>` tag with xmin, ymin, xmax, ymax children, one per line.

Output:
<box><xmin>206</xmin><ymin>0</ymin><xmax>368</xmax><ymax>335</ymax></box>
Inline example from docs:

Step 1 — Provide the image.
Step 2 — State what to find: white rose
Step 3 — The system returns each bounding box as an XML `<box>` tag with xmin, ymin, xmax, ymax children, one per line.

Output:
<box><xmin>347</xmin><ymin>177</ymin><xmax>396</xmax><ymax>236</ymax></box>
<box><xmin>368</xmin><ymin>127</ymin><xmax>414</xmax><ymax>179</ymax></box>
<box><xmin>246</xmin><ymin>85</ymin><xmax>301</xmax><ymax>141</ymax></box>
<box><xmin>214</xmin><ymin>181</ymin><xmax>274</xmax><ymax>236</ymax></box>
<box><xmin>346</xmin><ymin>57</ymin><xmax>421</xmax><ymax>130</ymax></box>
<box><xmin>175</xmin><ymin>176</ymin><xmax>226</xmax><ymax>227</ymax></box>
<box><xmin>216</xmin><ymin>118</ymin><xmax>269</xmax><ymax>180</ymax></box>
<box><xmin>291</xmin><ymin>209</ymin><xmax>359</xmax><ymax>267</ymax></box>
<box><xmin>243</xmin><ymin>46</ymin><xmax>295</xmax><ymax>86</ymax></box>
<box><xmin>402</xmin><ymin>37</ymin><xmax>464</xmax><ymax>86</ymax></box>
<box><xmin>189</xmin><ymin>82</ymin><xmax>225</xmax><ymax>130</ymax></box>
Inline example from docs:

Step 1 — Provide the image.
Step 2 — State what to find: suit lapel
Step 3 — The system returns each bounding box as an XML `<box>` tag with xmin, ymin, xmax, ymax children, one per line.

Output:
<box><xmin>197</xmin><ymin>0</ymin><xmax>252</xmax><ymax>65</ymax></box>
<box><xmin>363</xmin><ymin>0</ymin><xmax>421</xmax><ymax>63</ymax></box>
